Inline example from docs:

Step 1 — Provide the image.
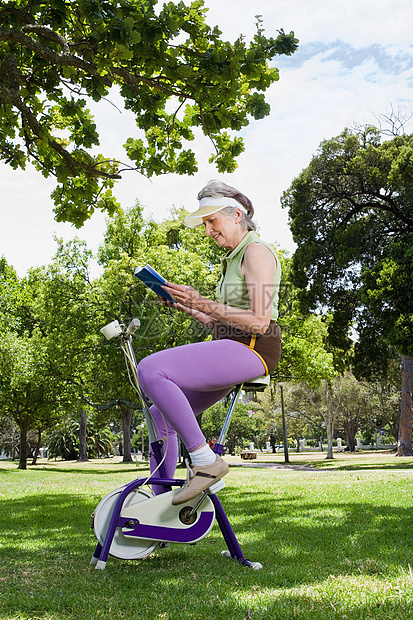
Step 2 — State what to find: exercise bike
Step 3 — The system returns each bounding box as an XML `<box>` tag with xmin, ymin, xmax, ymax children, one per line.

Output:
<box><xmin>90</xmin><ymin>318</ymin><xmax>267</xmax><ymax>570</ymax></box>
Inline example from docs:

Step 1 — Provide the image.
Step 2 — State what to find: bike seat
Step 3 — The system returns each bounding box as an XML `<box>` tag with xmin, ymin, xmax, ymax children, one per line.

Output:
<box><xmin>241</xmin><ymin>374</ymin><xmax>270</xmax><ymax>392</ymax></box>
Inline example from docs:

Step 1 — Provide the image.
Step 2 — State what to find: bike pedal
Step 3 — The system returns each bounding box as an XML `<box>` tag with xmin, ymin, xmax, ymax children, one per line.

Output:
<box><xmin>208</xmin><ymin>479</ymin><xmax>226</xmax><ymax>494</ymax></box>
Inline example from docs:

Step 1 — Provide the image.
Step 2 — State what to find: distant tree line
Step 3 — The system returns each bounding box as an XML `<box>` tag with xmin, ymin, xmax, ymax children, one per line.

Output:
<box><xmin>0</xmin><ymin>191</ymin><xmax>404</xmax><ymax>467</ymax></box>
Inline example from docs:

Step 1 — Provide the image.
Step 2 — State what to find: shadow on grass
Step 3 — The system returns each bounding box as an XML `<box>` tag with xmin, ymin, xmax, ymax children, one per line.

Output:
<box><xmin>1</xmin><ymin>482</ymin><xmax>412</xmax><ymax>578</ymax></box>
<box><xmin>222</xmin><ymin>483</ymin><xmax>413</xmax><ymax>576</ymax></box>
<box><xmin>311</xmin><ymin>461</ymin><xmax>413</xmax><ymax>471</ymax></box>
<box><xmin>2</xmin><ymin>476</ymin><xmax>413</xmax><ymax>620</ymax></box>
<box><xmin>0</xmin><ymin>462</ymin><xmax>150</xmax><ymax>476</ymax></box>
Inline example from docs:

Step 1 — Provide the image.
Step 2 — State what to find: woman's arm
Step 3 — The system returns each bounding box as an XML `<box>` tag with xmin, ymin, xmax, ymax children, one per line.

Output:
<box><xmin>162</xmin><ymin>243</ymin><xmax>276</xmax><ymax>334</ymax></box>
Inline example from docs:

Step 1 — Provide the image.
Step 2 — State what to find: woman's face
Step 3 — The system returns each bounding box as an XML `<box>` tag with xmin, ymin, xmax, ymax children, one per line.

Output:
<box><xmin>202</xmin><ymin>210</ymin><xmax>244</xmax><ymax>250</ymax></box>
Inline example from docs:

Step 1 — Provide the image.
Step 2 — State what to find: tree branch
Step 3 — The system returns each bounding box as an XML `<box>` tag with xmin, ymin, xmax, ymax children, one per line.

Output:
<box><xmin>22</xmin><ymin>24</ymin><xmax>70</xmax><ymax>54</ymax></box>
<box><xmin>339</xmin><ymin>194</ymin><xmax>413</xmax><ymax>231</ymax></box>
<box><xmin>1</xmin><ymin>26</ymin><xmax>196</xmax><ymax>101</ymax></box>
<box><xmin>81</xmin><ymin>394</ymin><xmax>141</xmax><ymax>411</ymax></box>
<box><xmin>0</xmin><ymin>79</ymin><xmax>121</xmax><ymax>180</ymax></box>
<box><xmin>0</xmin><ymin>27</ymin><xmax>113</xmax><ymax>86</ymax></box>
<box><xmin>111</xmin><ymin>65</ymin><xmax>184</xmax><ymax>98</ymax></box>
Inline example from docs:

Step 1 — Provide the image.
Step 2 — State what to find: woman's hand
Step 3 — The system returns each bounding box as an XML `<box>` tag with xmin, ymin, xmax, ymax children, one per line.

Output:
<box><xmin>156</xmin><ymin>293</ymin><xmax>188</xmax><ymax>314</ymax></box>
<box><xmin>161</xmin><ymin>282</ymin><xmax>207</xmax><ymax>312</ymax></box>
<box><xmin>158</xmin><ymin>283</ymin><xmax>216</xmax><ymax>328</ymax></box>
<box><xmin>156</xmin><ymin>294</ymin><xmax>175</xmax><ymax>308</ymax></box>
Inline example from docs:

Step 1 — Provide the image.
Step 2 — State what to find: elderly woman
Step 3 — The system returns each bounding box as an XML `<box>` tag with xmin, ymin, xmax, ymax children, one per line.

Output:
<box><xmin>137</xmin><ymin>180</ymin><xmax>281</xmax><ymax>504</ymax></box>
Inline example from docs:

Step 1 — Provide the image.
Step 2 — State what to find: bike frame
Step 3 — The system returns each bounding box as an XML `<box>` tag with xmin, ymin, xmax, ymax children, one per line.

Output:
<box><xmin>91</xmin><ymin>323</ymin><xmax>255</xmax><ymax>569</ymax></box>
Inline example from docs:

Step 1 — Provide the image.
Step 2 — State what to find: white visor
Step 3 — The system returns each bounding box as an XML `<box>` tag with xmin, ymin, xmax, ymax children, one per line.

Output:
<box><xmin>182</xmin><ymin>197</ymin><xmax>247</xmax><ymax>228</ymax></box>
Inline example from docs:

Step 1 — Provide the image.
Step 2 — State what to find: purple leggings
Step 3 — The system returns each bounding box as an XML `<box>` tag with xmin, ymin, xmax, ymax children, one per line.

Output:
<box><xmin>137</xmin><ymin>339</ymin><xmax>265</xmax><ymax>479</ymax></box>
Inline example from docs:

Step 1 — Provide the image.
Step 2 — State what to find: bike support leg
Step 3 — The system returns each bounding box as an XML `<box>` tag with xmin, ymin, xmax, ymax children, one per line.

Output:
<box><xmin>94</xmin><ymin>482</ymin><xmax>138</xmax><ymax>569</ymax></box>
<box><xmin>150</xmin><ymin>440</ymin><xmax>172</xmax><ymax>493</ymax></box>
<box><xmin>210</xmin><ymin>492</ymin><xmax>255</xmax><ymax>568</ymax></box>
<box><xmin>90</xmin><ymin>542</ymin><xmax>102</xmax><ymax>566</ymax></box>
<box><xmin>211</xmin><ymin>494</ymin><xmax>240</xmax><ymax>558</ymax></box>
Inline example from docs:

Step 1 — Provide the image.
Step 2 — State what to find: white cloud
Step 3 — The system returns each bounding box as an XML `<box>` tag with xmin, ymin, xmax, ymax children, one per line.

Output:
<box><xmin>1</xmin><ymin>0</ymin><xmax>413</xmax><ymax>276</ymax></box>
<box><xmin>205</xmin><ymin>0</ymin><xmax>413</xmax><ymax>48</ymax></box>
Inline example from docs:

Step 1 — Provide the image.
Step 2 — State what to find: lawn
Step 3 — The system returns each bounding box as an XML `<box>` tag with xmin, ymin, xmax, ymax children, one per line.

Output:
<box><xmin>1</xmin><ymin>452</ymin><xmax>413</xmax><ymax>620</ymax></box>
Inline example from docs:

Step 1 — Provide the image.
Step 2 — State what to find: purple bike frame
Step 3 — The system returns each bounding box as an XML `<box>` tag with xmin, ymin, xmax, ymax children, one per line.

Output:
<box><xmin>92</xmin><ymin>328</ymin><xmax>255</xmax><ymax>568</ymax></box>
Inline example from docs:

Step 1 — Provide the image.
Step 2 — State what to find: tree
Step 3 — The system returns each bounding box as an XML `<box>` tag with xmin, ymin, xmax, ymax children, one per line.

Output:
<box><xmin>281</xmin><ymin>383</ymin><xmax>325</xmax><ymax>449</ymax></box>
<box><xmin>0</xmin><ymin>330</ymin><xmax>64</xmax><ymax>468</ymax></box>
<box><xmin>250</xmin><ymin>383</ymin><xmax>284</xmax><ymax>453</ymax></box>
<box><xmin>46</xmin><ymin>418</ymin><xmax>79</xmax><ymax>460</ymax></box>
<box><xmin>352</xmin><ymin>314</ymin><xmax>401</xmax><ymax>442</ymax></box>
<box><xmin>283</xmin><ymin>383</ymin><xmax>324</xmax><ymax>448</ymax></box>
<box><xmin>359</xmin><ymin>236</ymin><xmax>413</xmax><ymax>453</ymax></box>
<box><xmin>46</xmin><ymin>414</ymin><xmax>113</xmax><ymax>459</ymax></box>
<box><xmin>285</xmin><ymin>378</ymin><xmax>350</xmax><ymax>458</ymax></box>
<box><xmin>282</xmin><ymin>126</ymin><xmax>413</xmax><ymax>455</ymax></box>
<box><xmin>274</xmin><ymin>252</ymin><xmax>340</xmax><ymax>382</ymax></box>
<box><xmin>0</xmin><ymin>416</ymin><xmax>20</xmax><ymax>459</ymax></box>
<box><xmin>332</xmin><ymin>374</ymin><xmax>376</xmax><ymax>452</ymax></box>
<box><xmin>27</xmin><ymin>236</ymin><xmax>139</xmax><ymax>461</ymax></box>
<box><xmin>244</xmin><ymin>251</ymin><xmax>339</xmax><ymax>458</ymax></box>
<box><xmin>201</xmin><ymin>397</ymin><xmax>257</xmax><ymax>455</ymax></box>
<box><xmin>0</xmin><ymin>258</ymin><xmax>67</xmax><ymax>468</ymax></box>
<box><xmin>78</xmin><ymin>409</ymin><xmax>88</xmax><ymax>462</ymax></box>
<box><xmin>0</xmin><ymin>0</ymin><xmax>298</xmax><ymax>226</ymax></box>
<box><xmin>284</xmin><ymin>374</ymin><xmax>385</xmax><ymax>454</ymax></box>
<box><xmin>28</xmin><ymin>203</ymin><xmax>226</xmax><ymax>463</ymax></box>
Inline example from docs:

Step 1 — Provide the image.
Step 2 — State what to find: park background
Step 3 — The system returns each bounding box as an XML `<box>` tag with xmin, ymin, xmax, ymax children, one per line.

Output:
<box><xmin>1</xmin><ymin>1</ymin><xmax>413</xmax><ymax>619</ymax></box>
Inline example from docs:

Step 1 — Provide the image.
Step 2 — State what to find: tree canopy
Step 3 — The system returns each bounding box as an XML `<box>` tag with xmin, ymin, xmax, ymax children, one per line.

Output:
<box><xmin>2</xmin><ymin>202</ymin><xmax>352</xmax><ymax>466</ymax></box>
<box><xmin>0</xmin><ymin>267</ymin><xmax>67</xmax><ymax>469</ymax></box>
<box><xmin>282</xmin><ymin>125</ymin><xmax>413</xmax><ymax>454</ymax></box>
<box><xmin>282</xmin><ymin>127</ymin><xmax>413</xmax><ymax>354</ymax></box>
<box><xmin>1</xmin><ymin>202</ymin><xmax>227</xmax><ymax>466</ymax></box>
<box><xmin>0</xmin><ymin>0</ymin><xmax>298</xmax><ymax>226</ymax></box>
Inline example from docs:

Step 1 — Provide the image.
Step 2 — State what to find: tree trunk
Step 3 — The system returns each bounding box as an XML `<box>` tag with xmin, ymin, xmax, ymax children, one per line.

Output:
<box><xmin>18</xmin><ymin>416</ymin><xmax>29</xmax><ymax>470</ymax></box>
<box><xmin>326</xmin><ymin>418</ymin><xmax>334</xmax><ymax>459</ymax></box>
<box><xmin>324</xmin><ymin>384</ymin><xmax>335</xmax><ymax>460</ymax></box>
<box><xmin>11</xmin><ymin>425</ymin><xmax>18</xmax><ymax>460</ymax></box>
<box><xmin>78</xmin><ymin>410</ymin><xmax>88</xmax><ymax>462</ymax></box>
<box><xmin>308</xmin><ymin>383</ymin><xmax>335</xmax><ymax>459</ymax></box>
<box><xmin>269</xmin><ymin>433</ymin><xmax>278</xmax><ymax>453</ymax></box>
<box><xmin>120</xmin><ymin>404</ymin><xmax>133</xmax><ymax>462</ymax></box>
<box><xmin>31</xmin><ymin>429</ymin><xmax>42</xmax><ymax>465</ymax></box>
<box><xmin>342</xmin><ymin>418</ymin><xmax>358</xmax><ymax>452</ymax></box>
<box><xmin>397</xmin><ymin>354</ymin><xmax>413</xmax><ymax>456</ymax></box>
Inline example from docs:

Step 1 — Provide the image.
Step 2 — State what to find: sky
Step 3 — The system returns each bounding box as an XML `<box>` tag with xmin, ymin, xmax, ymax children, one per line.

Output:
<box><xmin>2</xmin><ymin>0</ymin><xmax>413</xmax><ymax>276</ymax></box>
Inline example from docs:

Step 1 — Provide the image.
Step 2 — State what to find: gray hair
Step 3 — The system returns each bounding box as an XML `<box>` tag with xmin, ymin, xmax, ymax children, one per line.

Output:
<box><xmin>197</xmin><ymin>180</ymin><xmax>257</xmax><ymax>231</ymax></box>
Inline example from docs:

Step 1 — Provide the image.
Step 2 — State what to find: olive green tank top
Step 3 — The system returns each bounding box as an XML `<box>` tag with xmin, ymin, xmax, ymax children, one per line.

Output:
<box><xmin>215</xmin><ymin>231</ymin><xmax>281</xmax><ymax>321</ymax></box>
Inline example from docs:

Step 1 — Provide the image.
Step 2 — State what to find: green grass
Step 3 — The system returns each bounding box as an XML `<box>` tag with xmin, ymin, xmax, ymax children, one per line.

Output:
<box><xmin>1</xmin><ymin>453</ymin><xmax>413</xmax><ymax>619</ymax></box>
